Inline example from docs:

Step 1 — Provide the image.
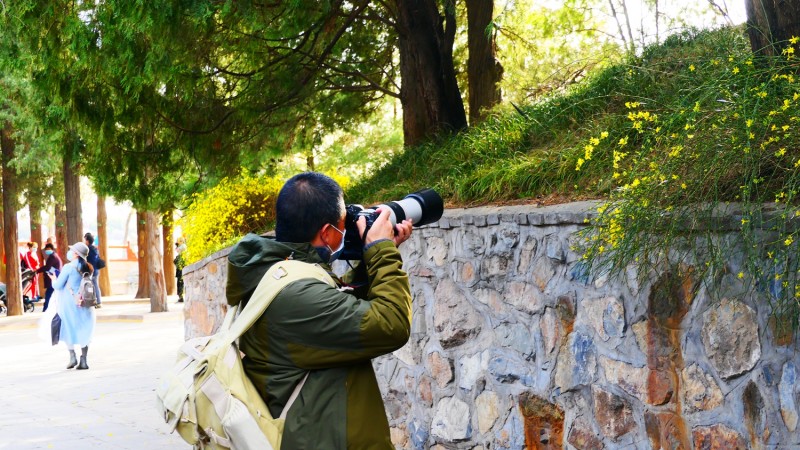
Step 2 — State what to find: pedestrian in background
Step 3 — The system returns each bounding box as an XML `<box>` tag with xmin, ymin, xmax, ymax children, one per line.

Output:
<box><xmin>84</xmin><ymin>233</ymin><xmax>103</xmax><ymax>308</ymax></box>
<box><xmin>22</xmin><ymin>242</ymin><xmax>41</xmax><ymax>301</ymax></box>
<box><xmin>48</xmin><ymin>242</ymin><xmax>95</xmax><ymax>370</ymax></box>
<box><xmin>36</xmin><ymin>243</ymin><xmax>62</xmax><ymax>312</ymax></box>
<box><xmin>175</xmin><ymin>237</ymin><xmax>187</xmax><ymax>303</ymax></box>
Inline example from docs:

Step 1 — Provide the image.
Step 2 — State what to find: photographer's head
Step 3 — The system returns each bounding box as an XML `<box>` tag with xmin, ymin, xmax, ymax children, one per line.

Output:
<box><xmin>275</xmin><ymin>172</ymin><xmax>346</xmax><ymax>262</ymax></box>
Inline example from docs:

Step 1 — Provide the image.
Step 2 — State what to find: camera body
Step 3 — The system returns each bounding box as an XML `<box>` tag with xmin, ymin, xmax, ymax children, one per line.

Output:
<box><xmin>340</xmin><ymin>188</ymin><xmax>444</xmax><ymax>261</ymax></box>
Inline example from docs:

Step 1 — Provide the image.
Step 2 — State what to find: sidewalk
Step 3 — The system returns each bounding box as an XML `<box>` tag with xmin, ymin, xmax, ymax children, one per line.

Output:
<box><xmin>0</xmin><ymin>295</ymin><xmax>189</xmax><ymax>449</ymax></box>
<box><xmin>0</xmin><ymin>294</ymin><xmax>185</xmax><ymax>331</ymax></box>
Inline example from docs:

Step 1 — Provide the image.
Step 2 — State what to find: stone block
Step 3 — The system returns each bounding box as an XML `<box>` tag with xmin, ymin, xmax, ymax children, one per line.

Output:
<box><xmin>458</xmin><ymin>351</ymin><xmax>488</xmax><ymax>390</ymax></box>
<box><xmin>516</xmin><ymin>392</ymin><xmax>564</xmax><ymax>447</ymax></box>
<box><xmin>487</xmin><ymin>214</ymin><xmax>500</xmax><ymax>225</ymax></box>
<box><xmin>780</xmin><ymin>361</ymin><xmax>798</xmax><ymax>432</ymax></box>
<box><xmin>461</xmin><ymin>214</ymin><xmax>474</xmax><ymax>225</ymax></box>
<box><xmin>475</xmin><ymin>391</ymin><xmax>500</xmax><ymax>434</ymax></box>
<box><xmin>439</xmin><ymin>218</ymin><xmax>451</xmax><ymax>229</ymax></box>
<box><xmin>568</xmin><ymin>417</ymin><xmax>604</xmax><ymax>449</ymax></box>
<box><xmin>681</xmin><ymin>364</ymin><xmax>723</xmax><ymax>414</ymax></box>
<box><xmin>496</xmin><ymin>322</ymin><xmax>535</xmax><ymax>361</ymax></box>
<box><xmin>481</xmin><ymin>256</ymin><xmax>510</xmax><ymax>278</ymax></box>
<box><xmin>474</xmin><ymin>215</ymin><xmax>488</xmax><ymax>227</ymax></box>
<box><xmin>645</xmin><ymin>411</ymin><xmax>690</xmax><ymax>449</ymax></box>
<box><xmin>427</xmin><ymin>352</ymin><xmax>453</xmax><ymax>388</ymax></box>
<box><xmin>528</xmin><ymin>213</ymin><xmax>545</xmax><ymax>225</ymax></box>
<box><xmin>546</xmin><ymin>237</ymin><xmax>566</xmax><ymax>263</ymax></box>
<box><xmin>691</xmin><ymin>424</ymin><xmax>746</xmax><ymax>449</ymax></box>
<box><xmin>495</xmin><ymin>408</ymin><xmax>525</xmax><ymax>450</ymax></box>
<box><xmin>554</xmin><ymin>332</ymin><xmax>597</xmax><ymax>393</ymax></box>
<box><xmin>516</xmin><ymin>213</ymin><xmax>529</xmax><ymax>225</ymax></box>
<box><xmin>592</xmin><ymin>385</ymin><xmax>635</xmax><ymax>440</ymax></box>
<box><xmin>390</xmin><ymin>426</ymin><xmax>409</xmax><ymax>449</ymax></box>
<box><xmin>434</xmin><ymin>278</ymin><xmax>482</xmax><ymax>348</ymax></box>
<box><xmin>453</xmin><ymin>260</ymin><xmax>480</xmax><ymax>288</ymax></box>
<box><xmin>600</xmin><ymin>356</ymin><xmax>648</xmax><ymax>403</ymax></box>
<box><xmin>531</xmin><ymin>257</ymin><xmax>556</xmax><ymax>292</ymax></box>
<box><xmin>577</xmin><ymin>296</ymin><xmax>625</xmax><ymax>344</ymax></box>
<box><xmin>431</xmin><ymin>397</ymin><xmax>471</xmax><ymax>441</ymax></box>
<box><xmin>702</xmin><ymin>297</ymin><xmax>761</xmax><ymax>379</ymax></box>
<box><xmin>488</xmin><ymin>349</ymin><xmax>534</xmax><ymax>385</ymax></box>
<box><xmin>408</xmin><ymin>420</ymin><xmax>429</xmax><ymax>450</ymax></box>
<box><xmin>504</xmin><ymin>281</ymin><xmax>546</xmax><ymax>316</ymax></box>
<box><xmin>425</xmin><ymin>236</ymin><xmax>448</xmax><ymax>267</ymax></box>
<box><xmin>419</xmin><ymin>375</ymin><xmax>433</xmax><ymax>406</ymax></box>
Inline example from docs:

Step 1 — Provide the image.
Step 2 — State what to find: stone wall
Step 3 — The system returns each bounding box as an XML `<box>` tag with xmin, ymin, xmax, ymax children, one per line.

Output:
<box><xmin>182</xmin><ymin>201</ymin><xmax>800</xmax><ymax>449</ymax></box>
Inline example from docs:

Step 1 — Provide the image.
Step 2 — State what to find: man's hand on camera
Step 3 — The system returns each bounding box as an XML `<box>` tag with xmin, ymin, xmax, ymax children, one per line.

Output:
<box><xmin>393</xmin><ymin>219</ymin><xmax>413</xmax><ymax>247</ymax></box>
<box><xmin>358</xmin><ymin>208</ymin><xmax>413</xmax><ymax>248</ymax></box>
<box><xmin>358</xmin><ymin>208</ymin><xmax>394</xmax><ymax>245</ymax></box>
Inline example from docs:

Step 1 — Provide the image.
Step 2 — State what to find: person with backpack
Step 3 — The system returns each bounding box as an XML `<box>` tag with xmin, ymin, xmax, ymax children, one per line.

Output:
<box><xmin>48</xmin><ymin>242</ymin><xmax>96</xmax><ymax>370</ymax></box>
<box><xmin>225</xmin><ymin>172</ymin><xmax>413</xmax><ymax>449</ymax></box>
<box><xmin>83</xmin><ymin>233</ymin><xmax>104</xmax><ymax>308</ymax></box>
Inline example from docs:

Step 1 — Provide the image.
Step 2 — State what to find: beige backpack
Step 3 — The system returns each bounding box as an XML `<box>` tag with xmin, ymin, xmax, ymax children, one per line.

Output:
<box><xmin>156</xmin><ymin>260</ymin><xmax>335</xmax><ymax>449</ymax></box>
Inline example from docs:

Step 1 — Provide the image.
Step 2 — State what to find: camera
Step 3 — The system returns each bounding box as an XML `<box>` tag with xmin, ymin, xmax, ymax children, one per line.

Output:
<box><xmin>340</xmin><ymin>188</ymin><xmax>444</xmax><ymax>260</ymax></box>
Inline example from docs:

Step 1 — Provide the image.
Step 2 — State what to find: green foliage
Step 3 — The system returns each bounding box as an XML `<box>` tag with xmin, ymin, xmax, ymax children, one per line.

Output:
<box><xmin>179</xmin><ymin>171</ymin><xmax>351</xmax><ymax>264</ymax></box>
<box><xmin>576</xmin><ymin>28</ymin><xmax>800</xmax><ymax>327</ymax></box>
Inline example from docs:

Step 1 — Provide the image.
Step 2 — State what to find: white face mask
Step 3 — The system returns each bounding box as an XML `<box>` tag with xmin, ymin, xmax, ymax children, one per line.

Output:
<box><xmin>67</xmin><ymin>251</ymin><xmax>76</xmax><ymax>262</ymax></box>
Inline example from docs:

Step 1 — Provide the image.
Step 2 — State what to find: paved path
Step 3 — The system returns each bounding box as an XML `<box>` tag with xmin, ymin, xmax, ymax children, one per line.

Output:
<box><xmin>0</xmin><ymin>297</ymin><xmax>189</xmax><ymax>449</ymax></box>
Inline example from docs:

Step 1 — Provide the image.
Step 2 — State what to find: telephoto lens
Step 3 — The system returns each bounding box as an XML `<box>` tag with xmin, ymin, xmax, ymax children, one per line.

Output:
<box><xmin>340</xmin><ymin>189</ymin><xmax>444</xmax><ymax>261</ymax></box>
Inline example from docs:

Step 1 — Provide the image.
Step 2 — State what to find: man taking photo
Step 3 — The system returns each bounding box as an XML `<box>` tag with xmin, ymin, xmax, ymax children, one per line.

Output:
<box><xmin>226</xmin><ymin>172</ymin><xmax>413</xmax><ymax>449</ymax></box>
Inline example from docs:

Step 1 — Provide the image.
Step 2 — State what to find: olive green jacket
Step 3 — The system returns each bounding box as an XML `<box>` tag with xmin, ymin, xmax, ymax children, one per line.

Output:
<box><xmin>226</xmin><ymin>234</ymin><xmax>412</xmax><ymax>449</ymax></box>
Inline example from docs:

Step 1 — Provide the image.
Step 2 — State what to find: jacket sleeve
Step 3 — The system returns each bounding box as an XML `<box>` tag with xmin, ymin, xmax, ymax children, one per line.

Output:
<box><xmin>52</xmin><ymin>265</ymin><xmax>74</xmax><ymax>291</ymax></box>
<box><xmin>266</xmin><ymin>241</ymin><xmax>412</xmax><ymax>369</ymax></box>
<box><xmin>37</xmin><ymin>257</ymin><xmax>53</xmax><ymax>274</ymax></box>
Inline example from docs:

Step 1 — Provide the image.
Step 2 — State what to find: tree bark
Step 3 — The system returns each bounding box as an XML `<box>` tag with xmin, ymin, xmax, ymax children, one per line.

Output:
<box><xmin>395</xmin><ymin>0</ymin><xmax>467</xmax><ymax>147</ymax></box>
<box><xmin>163</xmin><ymin>214</ymin><xmax>176</xmax><ymax>296</ymax></box>
<box><xmin>63</xmin><ymin>152</ymin><xmax>83</xmax><ymax>244</ymax></box>
<box><xmin>135</xmin><ymin>211</ymin><xmax>149</xmax><ymax>299</ymax></box>
<box><xmin>98</xmin><ymin>196</ymin><xmax>112</xmax><ymax>296</ymax></box>
<box><xmin>466</xmin><ymin>0</ymin><xmax>502</xmax><ymax>124</ymax></box>
<box><xmin>745</xmin><ymin>0</ymin><xmax>800</xmax><ymax>57</ymax></box>
<box><xmin>2</xmin><ymin>122</ymin><xmax>22</xmax><ymax>316</ymax></box>
<box><xmin>30</xmin><ymin>203</ymin><xmax>45</xmax><ymax>297</ymax></box>
<box><xmin>0</xmin><ymin>199</ymin><xmax>5</xmax><ymax>284</ymax></box>
<box><xmin>145</xmin><ymin>211</ymin><xmax>168</xmax><ymax>312</ymax></box>
<box><xmin>55</xmin><ymin>203</ymin><xmax>68</xmax><ymax>262</ymax></box>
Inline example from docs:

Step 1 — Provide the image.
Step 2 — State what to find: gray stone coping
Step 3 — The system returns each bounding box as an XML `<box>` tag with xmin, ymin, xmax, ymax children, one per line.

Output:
<box><xmin>183</xmin><ymin>245</ymin><xmax>233</xmax><ymax>276</ymax></box>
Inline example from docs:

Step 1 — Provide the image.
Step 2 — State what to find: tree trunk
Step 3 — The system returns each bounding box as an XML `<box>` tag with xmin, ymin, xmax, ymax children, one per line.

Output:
<box><xmin>145</xmin><ymin>211</ymin><xmax>168</xmax><ymax>312</ymax></box>
<box><xmin>0</xmin><ymin>200</ymin><xmax>5</xmax><ymax>284</ymax></box>
<box><xmin>135</xmin><ymin>211</ymin><xmax>149</xmax><ymax>299</ymax></box>
<box><xmin>55</xmin><ymin>203</ymin><xmax>68</xmax><ymax>262</ymax></box>
<box><xmin>63</xmin><ymin>153</ymin><xmax>82</xmax><ymax>244</ymax></box>
<box><xmin>395</xmin><ymin>0</ymin><xmax>467</xmax><ymax>146</ymax></box>
<box><xmin>163</xmin><ymin>215</ymin><xmax>176</xmax><ymax>296</ymax></box>
<box><xmin>98</xmin><ymin>196</ymin><xmax>112</xmax><ymax>296</ymax></box>
<box><xmin>745</xmin><ymin>0</ymin><xmax>800</xmax><ymax>57</ymax></box>
<box><xmin>2</xmin><ymin>122</ymin><xmax>22</xmax><ymax>316</ymax></box>
<box><xmin>466</xmin><ymin>0</ymin><xmax>503</xmax><ymax>124</ymax></box>
<box><xmin>30</xmin><ymin>203</ymin><xmax>45</xmax><ymax>297</ymax></box>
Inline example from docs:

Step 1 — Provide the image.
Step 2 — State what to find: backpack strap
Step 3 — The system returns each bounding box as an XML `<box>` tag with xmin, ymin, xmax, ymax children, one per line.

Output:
<box><xmin>220</xmin><ymin>260</ymin><xmax>337</xmax><ymax>348</ymax></box>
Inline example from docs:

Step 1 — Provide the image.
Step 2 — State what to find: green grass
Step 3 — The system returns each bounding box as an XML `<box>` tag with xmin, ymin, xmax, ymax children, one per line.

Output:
<box><xmin>346</xmin><ymin>26</ymin><xmax>753</xmax><ymax>207</ymax></box>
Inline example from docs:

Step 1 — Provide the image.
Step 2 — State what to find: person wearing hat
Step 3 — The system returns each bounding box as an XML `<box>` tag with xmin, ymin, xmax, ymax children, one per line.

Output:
<box><xmin>47</xmin><ymin>242</ymin><xmax>96</xmax><ymax>370</ymax></box>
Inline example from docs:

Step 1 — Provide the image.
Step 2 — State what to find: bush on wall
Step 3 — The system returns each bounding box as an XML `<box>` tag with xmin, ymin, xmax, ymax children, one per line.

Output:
<box><xmin>179</xmin><ymin>170</ymin><xmax>350</xmax><ymax>265</ymax></box>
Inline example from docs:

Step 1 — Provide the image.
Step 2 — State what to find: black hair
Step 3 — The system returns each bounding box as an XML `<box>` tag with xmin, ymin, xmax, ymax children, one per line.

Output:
<box><xmin>44</xmin><ymin>243</ymin><xmax>55</xmax><ymax>250</ymax></box>
<box><xmin>84</xmin><ymin>232</ymin><xmax>95</xmax><ymax>245</ymax></box>
<box><xmin>275</xmin><ymin>172</ymin><xmax>343</xmax><ymax>243</ymax></box>
<box><xmin>76</xmin><ymin>256</ymin><xmax>94</xmax><ymax>276</ymax></box>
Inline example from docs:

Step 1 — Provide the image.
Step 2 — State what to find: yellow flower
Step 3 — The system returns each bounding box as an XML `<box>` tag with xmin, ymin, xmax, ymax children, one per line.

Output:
<box><xmin>785</xmin><ymin>236</ymin><xmax>794</xmax><ymax>246</ymax></box>
<box><xmin>776</xmin><ymin>148</ymin><xmax>787</xmax><ymax>157</ymax></box>
<box><xmin>791</xmin><ymin>36</ymin><xmax>799</xmax><ymax>44</ymax></box>
<box><xmin>618</xmin><ymin>136</ymin><xmax>628</xmax><ymax>146</ymax></box>
<box><xmin>738</xmin><ymin>272</ymin><xmax>744</xmax><ymax>279</ymax></box>
<box><xmin>576</xmin><ymin>158</ymin><xmax>585</xmax><ymax>171</ymax></box>
<box><xmin>689</xmin><ymin>64</ymin><xmax>695</xmax><ymax>72</ymax></box>
<box><xmin>746</xmin><ymin>119</ymin><xmax>753</xmax><ymax>128</ymax></box>
<box><xmin>732</xmin><ymin>67</ymin><xmax>740</xmax><ymax>74</ymax></box>
<box><xmin>600</xmin><ymin>131</ymin><xmax>609</xmax><ymax>139</ymax></box>
<box><xmin>681</xmin><ymin>183</ymin><xmax>687</xmax><ymax>189</ymax></box>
